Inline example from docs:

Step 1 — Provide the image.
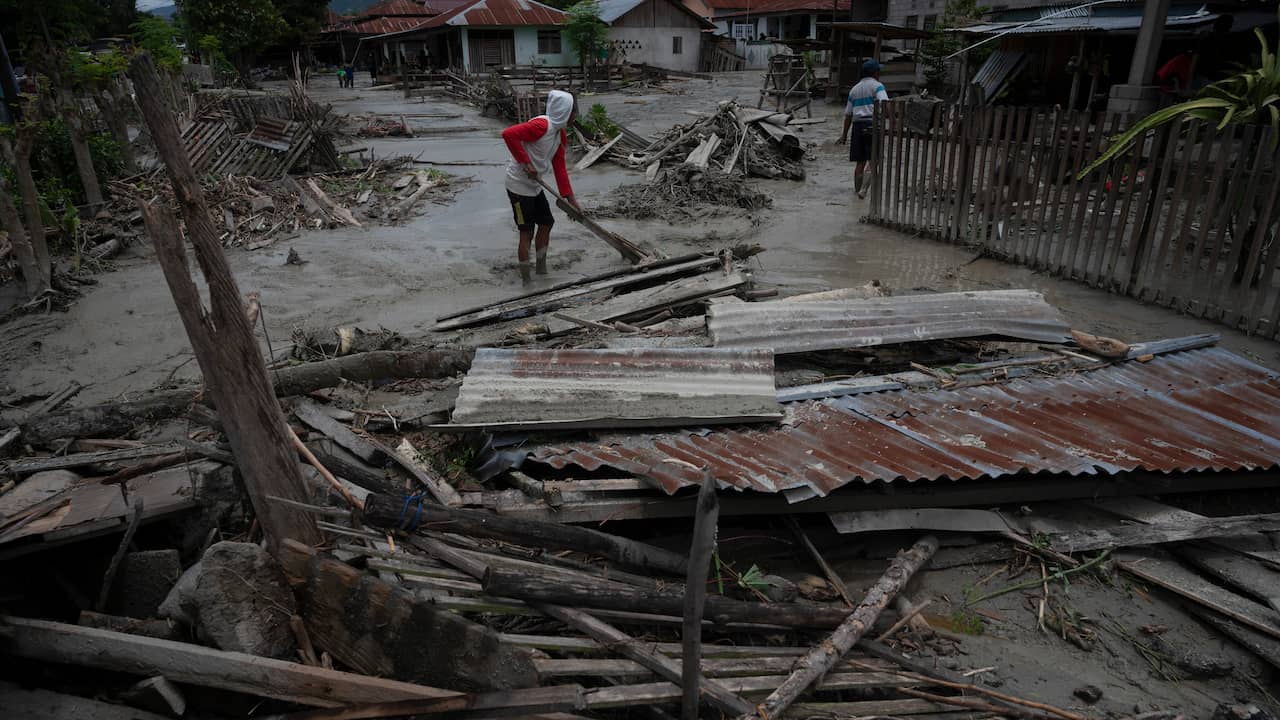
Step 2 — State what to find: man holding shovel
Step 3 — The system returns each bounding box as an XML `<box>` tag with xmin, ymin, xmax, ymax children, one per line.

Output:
<box><xmin>501</xmin><ymin>89</ymin><xmax>580</xmax><ymax>283</ymax></box>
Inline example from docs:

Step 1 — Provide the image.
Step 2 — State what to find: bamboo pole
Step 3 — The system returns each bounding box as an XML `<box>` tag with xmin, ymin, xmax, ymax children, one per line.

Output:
<box><xmin>737</xmin><ymin>536</ymin><xmax>940</xmax><ymax>720</ymax></box>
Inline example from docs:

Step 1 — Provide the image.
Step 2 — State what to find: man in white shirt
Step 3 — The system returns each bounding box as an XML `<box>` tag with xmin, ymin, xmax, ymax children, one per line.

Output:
<box><xmin>838</xmin><ymin>59</ymin><xmax>890</xmax><ymax>199</ymax></box>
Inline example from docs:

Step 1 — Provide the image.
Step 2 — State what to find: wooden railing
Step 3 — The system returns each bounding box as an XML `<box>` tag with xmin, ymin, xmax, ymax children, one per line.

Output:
<box><xmin>868</xmin><ymin>101</ymin><xmax>1280</xmax><ymax>339</ymax></box>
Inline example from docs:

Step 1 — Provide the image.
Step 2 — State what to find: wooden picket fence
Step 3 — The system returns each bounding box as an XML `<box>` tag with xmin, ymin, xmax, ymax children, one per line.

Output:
<box><xmin>868</xmin><ymin>101</ymin><xmax>1280</xmax><ymax>339</ymax></box>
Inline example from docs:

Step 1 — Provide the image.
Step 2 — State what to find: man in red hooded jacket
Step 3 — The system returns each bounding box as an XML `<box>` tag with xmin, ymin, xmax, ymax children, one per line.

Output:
<box><xmin>501</xmin><ymin>89</ymin><xmax>580</xmax><ymax>283</ymax></box>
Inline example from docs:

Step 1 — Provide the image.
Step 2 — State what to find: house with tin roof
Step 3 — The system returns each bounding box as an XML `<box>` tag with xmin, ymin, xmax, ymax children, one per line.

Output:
<box><xmin>595</xmin><ymin>0</ymin><xmax>717</xmax><ymax>74</ymax></box>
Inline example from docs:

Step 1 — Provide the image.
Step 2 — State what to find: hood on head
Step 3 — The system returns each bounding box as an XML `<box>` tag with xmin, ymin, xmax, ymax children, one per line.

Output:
<box><xmin>545</xmin><ymin>90</ymin><xmax>574</xmax><ymax>128</ymax></box>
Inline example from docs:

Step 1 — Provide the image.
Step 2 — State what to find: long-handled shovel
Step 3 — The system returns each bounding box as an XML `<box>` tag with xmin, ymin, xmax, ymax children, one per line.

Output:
<box><xmin>536</xmin><ymin>177</ymin><xmax>650</xmax><ymax>265</ymax></box>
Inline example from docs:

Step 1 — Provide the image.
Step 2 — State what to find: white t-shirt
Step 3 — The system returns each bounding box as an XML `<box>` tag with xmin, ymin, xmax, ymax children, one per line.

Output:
<box><xmin>845</xmin><ymin>77</ymin><xmax>889</xmax><ymax>120</ymax></box>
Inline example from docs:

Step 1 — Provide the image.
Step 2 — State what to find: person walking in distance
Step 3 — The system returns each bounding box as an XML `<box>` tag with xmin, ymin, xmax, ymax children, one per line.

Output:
<box><xmin>501</xmin><ymin>89</ymin><xmax>580</xmax><ymax>284</ymax></box>
<box><xmin>838</xmin><ymin>59</ymin><xmax>889</xmax><ymax>199</ymax></box>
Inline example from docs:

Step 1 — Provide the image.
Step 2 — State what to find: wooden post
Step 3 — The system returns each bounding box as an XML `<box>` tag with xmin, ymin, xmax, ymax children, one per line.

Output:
<box><xmin>738</xmin><ymin>536</ymin><xmax>939</xmax><ymax>720</ymax></box>
<box><xmin>1067</xmin><ymin>37</ymin><xmax>1085</xmax><ymax>111</ymax></box>
<box><xmin>682</xmin><ymin>473</ymin><xmax>718</xmax><ymax>720</ymax></box>
<box><xmin>127</xmin><ymin>52</ymin><xmax>321</xmax><ymax>554</ymax></box>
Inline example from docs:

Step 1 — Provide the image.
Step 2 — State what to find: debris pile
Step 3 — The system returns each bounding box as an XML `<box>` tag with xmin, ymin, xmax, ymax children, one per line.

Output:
<box><xmin>596</xmin><ymin>164</ymin><xmax>772</xmax><ymax>222</ymax></box>
<box><xmin>600</xmin><ymin>101</ymin><xmax>808</xmax><ymax>180</ymax></box>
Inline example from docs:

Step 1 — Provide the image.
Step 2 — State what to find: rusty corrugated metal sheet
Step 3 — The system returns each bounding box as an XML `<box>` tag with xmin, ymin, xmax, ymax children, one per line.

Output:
<box><xmin>416</xmin><ymin>0</ymin><xmax>567</xmax><ymax>28</ymax></box>
<box><xmin>523</xmin><ymin>346</ymin><xmax>1280</xmax><ymax>496</ymax></box>
<box><xmin>360</xmin><ymin>0</ymin><xmax>434</xmax><ymax>16</ymax></box>
<box><xmin>348</xmin><ymin>16</ymin><xmax>435</xmax><ymax>34</ymax></box>
<box><xmin>708</xmin><ymin>289</ymin><xmax>1071</xmax><ymax>353</ymax></box>
<box><xmin>449</xmin><ymin>348</ymin><xmax>782</xmax><ymax>431</ymax></box>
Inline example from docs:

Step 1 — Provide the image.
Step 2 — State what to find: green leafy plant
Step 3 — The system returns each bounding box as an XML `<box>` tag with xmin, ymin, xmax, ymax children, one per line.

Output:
<box><xmin>1081</xmin><ymin>20</ymin><xmax>1280</xmax><ymax>177</ymax></box>
<box><xmin>562</xmin><ymin>1</ymin><xmax>608</xmax><ymax>73</ymax></box>
<box><xmin>949</xmin><ymin>608</ymin><xmax>985</xmax><ymax>635</ymax></box>
<box><xmin>578</xmin><ymin>103</ymin><xmax>619</xmax><ymax>139</ymax></box>
<box><xmin>919</xmin><ymin>0</ymin><xmax>990</xmax><ymax>92</ymax></box>
<box><xmin>736</xmin><ymin>564</ymin><xmax>770</xmax><ymax>593</ymax></box>
<box><xmin>133</xmin><ymin>15</ymin><xmax>184</xmax><ymax>72</ymax></box>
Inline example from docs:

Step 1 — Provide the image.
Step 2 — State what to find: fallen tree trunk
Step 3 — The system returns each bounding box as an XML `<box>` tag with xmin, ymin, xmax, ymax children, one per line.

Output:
<box><xmin>362</xmin><ymin>493</ymin><xmax>687</xmax><ymax>576</ymax></box>
<box><xmin>739</xmin><ymin>536</ymin><xmax>940</xmax><ymax>720</ymax></box>
<box><xmin>17</xmin><ymin>348</ymin><xmax>474</xmax><ymax>445</ymax></box>
<box><xmin>481</xmin><ymin>567</ymin><xmax>853</xmax><ymax>629</ymax></box>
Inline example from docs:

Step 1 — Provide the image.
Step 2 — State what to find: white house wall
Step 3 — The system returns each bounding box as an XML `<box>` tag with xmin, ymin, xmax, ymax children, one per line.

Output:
<box><xmin>607</xmin><ymin>27</ymin><xmax>703</xmax><ymax>72</ymax></box>
<box><xmin>513</xmin><ymin>26</ymin><xmax>574</xmax><ymax>66</ymax></box>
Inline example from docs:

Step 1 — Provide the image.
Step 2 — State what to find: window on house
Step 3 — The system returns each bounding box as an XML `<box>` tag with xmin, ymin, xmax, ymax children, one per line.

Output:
<box><xmin>673</xmin><ymin>36</ymin><xmax>684</xmax><ymax>54</ymax></box>
<box><xmin>923</xmin><ymin>14</ymin><xmax>937</xmax><ymax>30</ymax></box>
<box><xmin>732</xmin><ymin>22</ymin><xmax>753</xmax><ymax>39</ymax></box>
<box><xmin>537</xmin><ymin>30</ymin><xmax>562</xmax><ymax>54</ymax></box>
<box><xmin>904</xmin><ymin>15</ymin><xmax>918</xmax><ymax>28</ymax></box>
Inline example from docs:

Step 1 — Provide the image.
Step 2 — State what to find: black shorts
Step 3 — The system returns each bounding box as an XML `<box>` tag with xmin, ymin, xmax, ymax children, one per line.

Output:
<box><xmin>849</xmin><ymin>120</ymin><xmax>874</xmax><ymax>163</ymax></box>
<box><xmin>508</xmin><ymin>190</ymin><xmax>554</xmax><ymax>231</ymax></box>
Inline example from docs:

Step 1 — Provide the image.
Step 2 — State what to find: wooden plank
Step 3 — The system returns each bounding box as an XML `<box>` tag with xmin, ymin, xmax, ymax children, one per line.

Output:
<box><xmin>1189</xmin><ymin>605</ymin><xmax>1280</xmax><ymax>671</ymax></box>
<box><xmin>1047</xmin><ymin>511</ymin><xmax>1280</xmax><ymax>553</ymax></box>
<box><xmin>923</xmin><ymin>103</ymin><xmax>946</xmax><ymax>235</ymax></box>
<box><xmin>532</xmin><ymin>656</ymin><xmax>895</xmax><ymax>680</ymax></box>
<box><xmin>991</xmin><ymin>107</ymin><xmax>1026</xmax><ymax>257</ymax></box>
<box><xmin>2</xmin><ymin>616</ymin><xmax>460</xmax><ymax>706</ymax></box>
<box><xmin>890</xmin><ymin>102</ymin><xmax>906</xmax><ymax>228</ymax></box>
<box><xmin>1116</xmin><ymin>122</ymin><xmax>1173</xmax><ymax>294</ymax></box>
<box><xmin>973</xmin><ymin>107</ymin><xmax>1004</xmax><ymax>246</ymax></box>
<box><xmin>575</xmin><ymin>134</ymin><xmax>624</xmax><ymax>171</ymax></box>
<box><xmin>1100</xmin><ymin>126</ymin><xmax>1151</xmax><ymax>288</ymax></box>
<box><xmin>371</xmin><ymin>437</ymin><xmax>462</xmax><ymax>506</ymax></box>
<box><xmin>1187</xmin><ymin>125</ymin><xmax>1253</xmax><ymax>313</ymax></box>
<box><xmin>1091</xmin><ymin>496</ymin><xmax>1280</xmax><ymax>567</ymax></box>
<box><xmin>1244</xmin><ymin>165</ymin><xmax>1280</xmax><ymax>333</ymax></box>
<box><xmin>1142</xmin><ymin>121</ymin><xmax>1195</xmax><ymax>301</ymax></box>
<box><xmin>1117</xmin><ymin>551</ymin><xmax>1280</xmax><ymax>641</ymax></box>
<box><xmin>1176</xmin><ymin>123</ymin><xmax>1235</xmax><ymax>313</ymax></box>
<box><xmin>1051</xmin><ymin>111</ymin><xmax>1093</xmax><ymax>274</ymax></box>
<box><xmin>0</xmin><ymin>683</ymin><xmax>172</xmax><ymax>720</ymax></box>
<box><xmin>1063</xmin><ymin>112</ymin><xmax>1108</xmax><ymax>278</ymax></box>
<box><xmin>869</xmin><ymin>102</ymin><xmax>883</xmax><ymax>218</ymax></box>
<box><xmin>1008</xmin><ymin>109</ymin><xmax>1040</xmax><ymax>261</ymax></box>
<box><xmin>1</xmin><ymin>443</ymin><xmax>185</xmax><ymax>476</ymax></box>
<box><xmin>1083</xmin><ymin>114</ymin><xmax>1124</xmax><ymax>286</ymax></box>
<box><xmin>541</xmin><ymin>271</ymin><xmax>747</xmax><ymax>336</ymax></box>
<box><xmin>1152</xmin><ymin>119</ymin><xmax>1209</xmax><ymax>303</ymax></box>
<box><xmin>1207</xmin><ymin>126</ymin><xmax>1268</xmax><ymax>321</ymax></box>
<box><xmin>787</xmin><ymin>700</ymin><xmax>948</xmax><ymax>716</ymax></box>
<box><xmin>1175</xmin><ymin>545</ymin><xmax>1280</xmax><ymax>612</ymax></box>
<box><xmin>433</xmin><ymin>254</ymin><xmax>719</xmax><ymax>331</ymax></box>
<box><xmin>1024</xmin><ymin>107</ymin><xmax>1061</xmax><ymax>264</ymax></box>
<box><xmin>294</xmin><ymin>400</ymin><xmax>385</xmax><ymax>465</ymax></box>
<box><xmin>936</xmin><ymin>105</ymin><xmax>961</xmax><ymax>242</ymax></box>
<box><xmin>1034</xmin><ymin>111</ymin><xmax>1078</xmax><ymax>269</ymax></box>
<box><xmin>1235</xmin><ymin>157</ymin><xmax>1280</xmax><ymax>330</ymax></box>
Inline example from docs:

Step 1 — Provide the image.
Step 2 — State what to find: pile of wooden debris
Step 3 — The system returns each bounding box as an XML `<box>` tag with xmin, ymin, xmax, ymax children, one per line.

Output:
<box><xmin>589</xmin><ymin>101</ymin><xmax>814</xmax><ymax>181</ymax></box>
<box><xmin>595</xmin><ymin>164</ymin><xmax>772</xmax><ymax>222</ymax></box>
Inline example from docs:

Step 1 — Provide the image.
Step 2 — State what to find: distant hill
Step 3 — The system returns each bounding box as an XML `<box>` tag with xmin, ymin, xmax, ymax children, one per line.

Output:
<box><xmin>141</xmin><ymin>4</ymin><xmax>178</xmax><ymax>18</ymax></box>
<box><xmin>328</xmin><ymin>0</ymin><xmax>377</xmax><ymax>13</ymax></box>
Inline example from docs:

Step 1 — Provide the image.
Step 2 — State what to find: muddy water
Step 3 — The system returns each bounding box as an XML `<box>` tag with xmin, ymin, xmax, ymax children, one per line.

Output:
<box><xmin>2</xmin><ymin>74</ymin><xmax>1277</xmax><ymax>402</ymax></box>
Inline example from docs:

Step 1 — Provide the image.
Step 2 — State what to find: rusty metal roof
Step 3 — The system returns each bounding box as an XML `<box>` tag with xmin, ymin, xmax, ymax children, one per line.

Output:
<box><xmin>360</xmin><ymin>0</ymin><xmax>434</xmax><ymax>16</ymax></box>
<box><xmin>449</xmin><ymin>348</ymin><xmax>782</xmax><ymax>431</ymax></box>
<box><xmin>411</xmin><ymin>0</ymin><xmax>567</xmax><ymax>29</ymax></box>
<box><xmin>713</xmin><ymin>0</ymin><xmax>851</xmax><ymax>16</ymax></box>
<box><xmin>708</xmin><ymin>290</ymin><xmax>1071</xmax><ymax>353</ymax></box>
<box><xmin>523</xmin><ymin>346</ymin><xmax>1280</xmax><ymax>498</ymax></box>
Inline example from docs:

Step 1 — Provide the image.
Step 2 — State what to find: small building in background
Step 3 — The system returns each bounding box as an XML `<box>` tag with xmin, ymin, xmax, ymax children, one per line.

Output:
<box><xmin>597</xmin><ymin>0</ymin><xmax>716</xmax><ymax>74</ymax></box>
<box><xmin>708</xmin><ymin>0</ymin><xmax>850</xmax><ymax>68</ymax></box>
<box><xmin>367</xmin><ymin>0</ymin><xmax>570</xmax><ymax>74</ymax></box>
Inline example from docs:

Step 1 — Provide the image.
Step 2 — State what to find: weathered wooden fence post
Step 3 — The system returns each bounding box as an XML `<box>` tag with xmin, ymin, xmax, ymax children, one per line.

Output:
<box><xmin>128</xmin><ymin>52</ymin><xmax>321</xmax><ymax>553</ymax></box>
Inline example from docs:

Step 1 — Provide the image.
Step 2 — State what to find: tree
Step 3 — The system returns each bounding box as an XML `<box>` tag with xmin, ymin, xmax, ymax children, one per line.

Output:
<box><xmin>132</xmin><ymin>15</ymin><xmax>183</xmax><ymax>72</ymax></box>
<box><xmin>917</xmin><ymin>0</ymin><xmax>988</xmax><ymax>94</ymax></box>
<box><xmin>563</xmin><ymin>1</ymin><xmax>608</xmax><ymax>77</ymax></box>
<box><xmin>70</xmin><ymin>49</ymin><xmax>137</xmax><ymax>174</ymax></box>
<box><xmin>178</xmin><ymin>0</ymin><xmax>287</xmax><ymax>79</ymax></box>
<box><xmin>274</xmin><ymin>0</ymin><xmax>331</xmax><ymax>50</ymax></box>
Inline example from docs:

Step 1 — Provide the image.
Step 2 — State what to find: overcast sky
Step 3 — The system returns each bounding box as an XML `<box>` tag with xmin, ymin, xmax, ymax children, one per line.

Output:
<box><xmin>136</xmin><ymin>0</ymin><xmax>172</xmax><ymax>9</ymax></box>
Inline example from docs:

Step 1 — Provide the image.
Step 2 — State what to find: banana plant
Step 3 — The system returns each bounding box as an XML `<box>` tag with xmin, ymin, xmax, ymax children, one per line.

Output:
<box><xmin>1079</xmin><ymin>23</ymin><xmax>1280</xmax><ymax>178</ymax></box>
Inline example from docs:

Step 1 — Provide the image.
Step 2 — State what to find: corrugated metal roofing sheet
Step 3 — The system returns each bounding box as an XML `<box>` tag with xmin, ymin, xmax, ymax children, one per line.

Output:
<box><xmin>523</xmin><ymin>346</ymin><xmax>1280</xmax><ymax>498</ymax></box>
<box><xmin>449</xmin><ymin>348</ymin><xmax>782</xmax><ymax>430</ymax></box>
<box><xmin>346</xmin><ymin>16</ymin><xmax>435</xmax><ymax>34</ymax></box>
<box><xmin>360</xmin><ymin>0</ymin><xmax>434</xmax><ymax>17</ymax></box>
<box><xmin>960</xmin><ymin>3</ymin><xmax>1218</xmax><ymax>35</ymax></box>
<box><xmin>707</xmin><ymin>289</ymin><xmax>1071</xmax><ymax>353</ymax></box>
<box><xmin>714</xmin><ymin>0</ymin><xmax>850</xmax><ymax>17</ymax></box>
<box><xmin>415</xmin><ymin>0</ymin><xmax>567</xmax><ymax>28</ymax></box>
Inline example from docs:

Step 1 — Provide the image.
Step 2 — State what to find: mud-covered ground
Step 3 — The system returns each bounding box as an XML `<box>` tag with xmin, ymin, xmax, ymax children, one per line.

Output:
<box><xmin>1</xmin><ymin>73</ymin><xmax>1279</xmax><ymax>716</ymax></box>
<box><xmin>3</xmin><ymin>72</ymin><xmax>1278</xmax><ymax>403</ymax></box>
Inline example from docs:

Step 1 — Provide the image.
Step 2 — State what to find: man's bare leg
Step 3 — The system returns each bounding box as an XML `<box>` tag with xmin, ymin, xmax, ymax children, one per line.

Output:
<box><xmin>534</xmin><ymin>225</ymin><xmax>551</xmax><ymax>275</ymax></box>
<box><xmin>518</xmin><ymin>229</ymin><xmax>534</xmax><ymax>283</ymax></box>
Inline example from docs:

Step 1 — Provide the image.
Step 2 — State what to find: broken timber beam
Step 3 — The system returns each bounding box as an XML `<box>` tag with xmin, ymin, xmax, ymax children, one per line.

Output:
<box><xmin>683</xmin><ymin>473</ymin><xmax>719</xmax><ymax>720</ymax></box>
<box><xmin>738</xmin><ymin>536</ymin><xmax>940</xmax><ymax>720</ymax></box>
<box><xmin>1</xmin><ymin>616</ymin><xmax>461</xmax><ymax>706</ymax></box>
<box><xmin>277</xmin><ymin>540</ymin><xmax>539</xmax><ymax>690</ymax></box>
<box><xmin>293</xmin><ymin>399</ymin><xmax>385</xmax><ymax>465</ymax></box>
<box><xmin>129</xmin><ymin>52</ymin><xmax>319</xmax><ymax>553</ymax></box>
<box><xmin>362</xmin><ymin>493</ymin><xmax>687</xmax><ymax>575</ymax></box>
<box><xmin>481</xmin><ymin>567</ymin><xmax>854</xmax><ymax>629</ymax></box>
<box><xmin>1046</xmin><ymin>512</ymin><xmax>1280</xmax><ymax>553</ymax></box>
